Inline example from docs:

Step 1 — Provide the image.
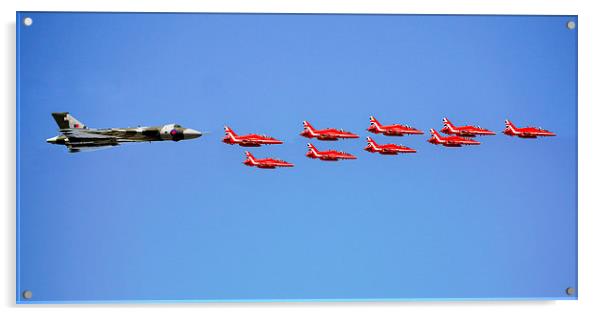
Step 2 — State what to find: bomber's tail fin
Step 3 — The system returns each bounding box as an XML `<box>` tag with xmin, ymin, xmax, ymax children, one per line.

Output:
<box><xmin>51</xmin><ymin>112</ymin><xmax>86</xmax><ymax>129</ymax></box>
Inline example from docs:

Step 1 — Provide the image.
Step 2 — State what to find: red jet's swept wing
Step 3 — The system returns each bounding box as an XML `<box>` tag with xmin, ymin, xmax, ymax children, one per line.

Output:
<box><xmin>503</xmin><ymin>119</ymin><xmax>556</xmax><ymax>138</ymax></box>
<box><xmin>367</xmin><ymin>116</ymin><xmax>423</xmax><ymax>136</ymax></box>
<box><xmin>428</xmin><ymin>129</ymin><xmax>480</xmax><ymax>147</ymax></box>
<box><xmin>440</xmin><ymin>117</ymin><xmax>496</xmax><ymax>137</ymax></box>
<box><xmin>300</xmin><ymin>121</ymin><xmax>359</xmax><ymax>141</ymax></box>
<box><xmin>364</xmin><ymin>137</ymin><xmax>416</xmax><ymax>155</ymax></box>
<box><xmin>243</xmin><ymin>151</ymin><xmax>294</xmax><ymax>169</ymax></box>
<box><xmin>306</xmin><ymin>143</ymin><xmax>357</xmax><ymax>161</ymax></box>
<box><xmin>222</xmin><ymin>126</ymin><xmax>283</xmax><ymax>147</ymax></box>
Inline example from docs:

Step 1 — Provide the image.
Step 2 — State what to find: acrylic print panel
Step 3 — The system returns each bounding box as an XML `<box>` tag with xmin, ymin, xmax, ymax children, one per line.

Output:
<box><xmin>16</xmin><ymin>12</ymin><xmax>577</xmax><ymax>303</ymax></box>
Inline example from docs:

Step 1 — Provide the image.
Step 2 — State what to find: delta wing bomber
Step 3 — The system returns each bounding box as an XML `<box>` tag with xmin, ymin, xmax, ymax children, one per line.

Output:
<box><xmin>46</xmin><ymin>112</ymin><xmax>202</xmax><ymax>153</ymax></box>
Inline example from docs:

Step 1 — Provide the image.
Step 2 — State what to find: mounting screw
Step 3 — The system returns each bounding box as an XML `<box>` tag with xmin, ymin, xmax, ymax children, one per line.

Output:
<box><xmin>23</xmin><ymin>17</ymin><xmax>33</xmax><ymax>26</ymax></box>
<box><xmin>566</xmin><ymin>21</ymin><xmax>576</xmax><ymax>30</ymax></box>
<box><xmin>22</xmin><ymin>290</ymin><xmax>32</xmax><ymax>300</ymax></box>
<box><xmin>566</xmin><ymin>287</ymin><xmax>575</xmax><ymax>296</ymax></box>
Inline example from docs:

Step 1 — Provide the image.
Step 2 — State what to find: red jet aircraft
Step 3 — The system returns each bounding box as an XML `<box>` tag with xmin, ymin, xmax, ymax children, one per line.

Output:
<box><xmin>243</xmin><ymin>151</ymin><xmax>294</xmax><ymax>169</ymax></box>
<box><xmin>428</xmin><ymin>129</ymin><xmax>480</xmax><ymax>147</ymax></box>
<box><xmin>503</xmin><ymin>119</ymin><xmax>556</xmax><ymax>138</ymax></box>
<box><xmin>222</xmin><ymin>126</ymin><xmax>283</xmax><ymax>147</ymax></box>
<box><xmin>364</xmin><ymin>137</ymin><xmax>416</xmax><ymax>155</ymax></box>
<box><xmin>440</xmin><ymin>117</ymin><xmax>496</xmax><ymax>137</ymax></box>
<box><xmin>300</xmin><ymin>121</ymin><xmax>359</xmax><ymax>141</ymax></box>
<box><xmin>306</xmin><ymin>143</ymin><xmax>357</xmax><ymax>161</ymax></box>
<box><xmin>367</xmin><ymin>116</ymin><xmax>424</xmax><ymax>136</ymax></box>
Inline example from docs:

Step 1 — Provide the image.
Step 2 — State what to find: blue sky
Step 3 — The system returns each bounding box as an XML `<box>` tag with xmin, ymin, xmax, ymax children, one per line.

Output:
<box><xmin>17</xmin><ymin>13</ymin><xmax>577</xmax><ymax>302</ymax></box>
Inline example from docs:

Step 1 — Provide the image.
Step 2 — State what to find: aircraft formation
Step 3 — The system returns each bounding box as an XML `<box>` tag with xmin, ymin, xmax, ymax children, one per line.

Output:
<box><xmin>47</xmin><ymin>113</ymin><xmax>556</xmax><ymax>168</ymax></box>
<box><xmin>219</xmin><ymin>116</ymin><xmax>555</xmax><ymax>169</ymax></box>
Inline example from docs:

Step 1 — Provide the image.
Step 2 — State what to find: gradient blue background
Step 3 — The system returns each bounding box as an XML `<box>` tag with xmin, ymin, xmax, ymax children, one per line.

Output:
<box><xmin>16</xmin><ymin>13</ymin><xmax>577</xmax><ymax>302</ymax></box>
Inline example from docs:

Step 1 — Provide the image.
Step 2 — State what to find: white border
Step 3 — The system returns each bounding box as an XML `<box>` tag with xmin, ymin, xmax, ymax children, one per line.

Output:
<box><xmin>3</xmin><ymin>1</ymin><xmax>601</xmax><ymax>315</ymax></box>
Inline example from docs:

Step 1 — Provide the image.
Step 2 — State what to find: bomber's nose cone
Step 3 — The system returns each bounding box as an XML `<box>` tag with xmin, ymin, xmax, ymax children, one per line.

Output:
<box><xmin>46</xmin><ymin>136</ymin><xmax>58</xmax><ymax>143</ymax></box>
<box><xmin>183</xmin><ymin>128</ymin><xmax>202</xmax><ymax>139</ymax></box>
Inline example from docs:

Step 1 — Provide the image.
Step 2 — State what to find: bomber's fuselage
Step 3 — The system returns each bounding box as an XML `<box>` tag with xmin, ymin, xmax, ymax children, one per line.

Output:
<box><xmin>47</xmin><ymin>124</ymin><xmax>202</xmax><ymax>145</ymax></box>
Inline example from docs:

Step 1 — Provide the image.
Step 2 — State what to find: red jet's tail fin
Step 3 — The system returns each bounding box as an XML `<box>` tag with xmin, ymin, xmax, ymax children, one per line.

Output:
<box><xmin>244</xmin><ymin>151</ymin><xmax>256</xmax><ymax>164</ymax></box>
<box><xmin>442</xmin><ymin>117</ymin><xmax>453</xmax><ymax>127</ymax></box>
<box><xmin>369</xmin><ymin>116</ymin><xmax>381</xmax><ymax>127</ymax></box>
<box><xmin>307</xmin><ymin>143</ymin><xmax>319</xmax><ymax>154</ymax></box>
<box><xmin>504</xmin><ymin>119</ymin><xmax>519</xmax><ymax>133</ymax></box>
<box><xmin>302</xmin><ymin>120</ymin><xmax>315</xmax><ymax>131</ymax></box>
<box><xmin>366</xmin><ymin>136</ymin><xmax>378</xmax><ymax>149</ymax></box>
<box><xmin>224</xmin><ymin>126</ymin><xmax>237</xmax><ymax>136</ymax></box>
<box><xmin>430</xmin><ymin>128</ymin><xmax>442</xmax><ymax>140</ymax></box>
